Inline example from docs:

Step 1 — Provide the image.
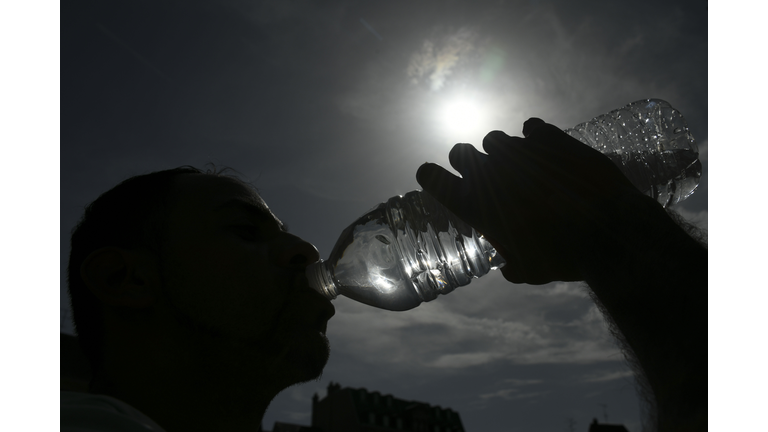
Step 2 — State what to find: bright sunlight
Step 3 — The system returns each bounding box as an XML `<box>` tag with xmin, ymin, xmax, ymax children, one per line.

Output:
<box><xmin>435</xmin><ymin>93</ymin><xmax>494</xmax><ymax>142</ymax></box>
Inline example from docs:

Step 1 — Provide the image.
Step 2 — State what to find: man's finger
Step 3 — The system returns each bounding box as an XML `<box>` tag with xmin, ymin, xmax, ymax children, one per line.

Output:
<box><xmin>415</xmin><ymin>162</ymin><xmax>465</xmax><ymax>206</ymax></box>
<box><xmin>482</xmin><ymin>130</ymin><xmax>524</xmax><ymax>158</ymax></box>
<box><xmin>448</xmin><ymin>143</ymin><xmax>489</xmax><ymax>178</ymax></box>
<box><xmin>522</xmin><ymin>117</ymin><xmax>546</xmax><ymax>137</ymax></box>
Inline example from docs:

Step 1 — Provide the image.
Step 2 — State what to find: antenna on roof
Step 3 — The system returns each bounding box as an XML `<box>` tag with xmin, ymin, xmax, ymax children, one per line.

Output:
<box><xmin>566</xmin><ymin>417</ymin><xmax>576</xmax><ymax>432</ymax></box>
<box><xmin>599</xmin><ymin>404</ymin><xmax>609</xmax><ymax>422</ymax></box>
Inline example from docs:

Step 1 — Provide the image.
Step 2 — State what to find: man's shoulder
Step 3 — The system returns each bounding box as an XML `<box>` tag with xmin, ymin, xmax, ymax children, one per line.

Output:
<box><xmin>61</xmin><ymin>391</ymin><xmax>166</xmax><ymax>432</ymax></box>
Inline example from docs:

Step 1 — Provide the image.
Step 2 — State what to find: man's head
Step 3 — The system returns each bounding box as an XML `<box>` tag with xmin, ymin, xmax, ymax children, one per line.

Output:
<box><xmin>68</xmin><ymin>167</ymin><xmax>334</xmax><ymax>398</ymax></box>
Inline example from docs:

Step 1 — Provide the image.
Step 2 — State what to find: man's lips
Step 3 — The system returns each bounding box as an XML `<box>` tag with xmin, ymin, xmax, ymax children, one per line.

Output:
<box><xmin>292</xmin><ymin>271</ymin><xmax>336</xmax><ymax>332</ymax></box>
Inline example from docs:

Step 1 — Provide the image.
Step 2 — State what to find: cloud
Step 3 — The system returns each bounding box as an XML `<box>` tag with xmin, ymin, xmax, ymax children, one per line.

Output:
<box><xmin>478</xmin><ymin>388</ymin><xmax>550</xmax><ymax>401</ymax></box>
<box><xmin>327</xmin><ymin>281</ymin><xmax>623</xmax><ymax>373</ymax></box>
<box><xmin>519</xmin><ymin>282</ymin><xmax>590</xmax><ymax>298</ymax></box>
<box><xmin>618</xmin><ymin>34</ymin><xmax>644</xmax><ymax>55</ymax></box>
<box><xmin>472</xmin><ymin>377</ymin><xmax>549</xmax><ymax>403</ymax></box>
<box><xmin>674</xmin><ymin>208</ymin><xmax>708</xmax><ymax>232</ymax></box>
<box><xmin>501</xmin><ymin>378</ymin><xmax>543</xmax><ymax>386</ymax></box>
<box><xmin>580</xmin><ymin>370</ymin><xmax>634</xmax><ymax>384</ymax></box>
<box><xmin>407</xmin><ymin>28</ymin><xmax>481</xmax><ymax>91</ymax></box>
<box><xmin>430</xmin><ymin>352</ymin><xmax>504</xmax><ymax>368</ymax></box>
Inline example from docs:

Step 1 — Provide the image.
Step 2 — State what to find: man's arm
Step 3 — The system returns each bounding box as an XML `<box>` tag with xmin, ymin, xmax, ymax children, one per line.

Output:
<box><xmin>576</xmin><ymin>192</ymin><xmax>707</xmax><ymax>432</ymax></box>
<box><xmin>416</xmin><ymin>119</ymin><xmax>707</xmax><ymax>432</ymax></box>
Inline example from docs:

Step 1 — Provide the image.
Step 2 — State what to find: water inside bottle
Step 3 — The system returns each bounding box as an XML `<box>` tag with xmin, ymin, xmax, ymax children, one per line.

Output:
<box><xmin>319</xmin><ymin>191</ymin><xmax>503</xmax><ymax>311</ymax></box>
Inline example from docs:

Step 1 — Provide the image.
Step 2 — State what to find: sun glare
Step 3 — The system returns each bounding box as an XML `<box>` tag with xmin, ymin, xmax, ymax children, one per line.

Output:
<box><xmin>436</xmin><ymin>94</ymin><xmax>490</xmax><ymax>142</ymax></box>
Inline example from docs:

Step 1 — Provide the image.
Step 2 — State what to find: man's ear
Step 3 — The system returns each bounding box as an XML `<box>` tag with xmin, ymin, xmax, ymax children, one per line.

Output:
<box><xmin>80</xmin><ymin>247</ymin><xmax>158</xmax><ymax>308</ymax></box>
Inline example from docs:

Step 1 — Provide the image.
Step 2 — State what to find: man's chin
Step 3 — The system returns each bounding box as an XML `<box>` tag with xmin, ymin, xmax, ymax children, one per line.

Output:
<box><xmin>262</xmin><ymin>329</ymin><xmax>330</xmax><ymax>386</ymax></box>
<box><xmin>291</xmin><ymin>332</ymin><xmax>331</xmax><ymax>383</ymax></box>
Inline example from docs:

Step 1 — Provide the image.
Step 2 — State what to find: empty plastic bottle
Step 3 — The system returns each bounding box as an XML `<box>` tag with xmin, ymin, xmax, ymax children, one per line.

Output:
<box><xmin>306</xmin><ymin>98</ymin><xmax>701</xmax><ymax>311</ymax></box>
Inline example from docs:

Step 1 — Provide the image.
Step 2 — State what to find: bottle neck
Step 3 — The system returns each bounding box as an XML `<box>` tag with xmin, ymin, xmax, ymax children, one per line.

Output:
<box><xmin>305</xmin><ymin>260</ymin><xmax>338</xmax><ymax>300</ymax></box>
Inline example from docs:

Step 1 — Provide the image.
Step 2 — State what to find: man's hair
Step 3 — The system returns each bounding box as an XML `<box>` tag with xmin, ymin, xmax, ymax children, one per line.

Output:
<box><xmin>67</xmin><ymin>165</ymin><xmax>218</xmax><ymax>379</ymax></box>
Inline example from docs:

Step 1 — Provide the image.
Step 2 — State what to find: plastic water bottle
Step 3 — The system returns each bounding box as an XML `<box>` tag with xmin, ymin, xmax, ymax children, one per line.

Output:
<box><xmin>307</xmin><ymin>190</ymin><xmax>504</xmax><ymax>311</ymax></box>
<box><xmin>306</xmin><ymin>98</ymin><xmax>701</xmax><ymax>310</ymax></box>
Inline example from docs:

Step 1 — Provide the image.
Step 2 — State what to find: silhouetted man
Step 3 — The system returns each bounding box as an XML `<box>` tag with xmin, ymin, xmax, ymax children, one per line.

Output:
<box><xmin>62</xmin><ymin>120</ymin><xmax>706</xmax><ymax>432</ymax></box>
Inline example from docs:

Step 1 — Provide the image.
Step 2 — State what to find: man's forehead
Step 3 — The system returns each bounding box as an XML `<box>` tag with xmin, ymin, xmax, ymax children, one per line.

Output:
<box><xmin>171</xmin><ymin>173</ymin><xmax>267</xmax><ymax>211</ymax></box>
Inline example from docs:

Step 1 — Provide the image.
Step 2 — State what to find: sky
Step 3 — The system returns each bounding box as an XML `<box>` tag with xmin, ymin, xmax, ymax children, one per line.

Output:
<box><xmin>53</xmin><ymin>1</ymin><xmax>713</xmax><ymax>431</ymax></box>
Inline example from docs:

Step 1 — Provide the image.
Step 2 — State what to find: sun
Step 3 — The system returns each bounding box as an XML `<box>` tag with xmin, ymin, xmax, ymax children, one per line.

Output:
<box><xmin>436</xmin><ymin>93</ymin><xmax>491</xmax><ymax>142</ymax></box>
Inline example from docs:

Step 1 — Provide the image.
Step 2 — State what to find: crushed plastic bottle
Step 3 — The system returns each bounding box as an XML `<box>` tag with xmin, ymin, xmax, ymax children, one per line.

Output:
<box><xmin>564</xmin><ymin>99</ymin><xmax>701</xmax><ymax>207</ymax></box>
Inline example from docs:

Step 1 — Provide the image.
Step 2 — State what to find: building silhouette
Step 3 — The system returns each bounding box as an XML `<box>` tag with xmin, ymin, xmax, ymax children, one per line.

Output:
<box><xmin>588</xmin><ymin>418</ymin><xmax>629</xmax><ymax>432</ymax></box>
<box><xmin>311</xmin><ymin>382</ymin><xmax>465</xmax><ymax>432</ymax></box>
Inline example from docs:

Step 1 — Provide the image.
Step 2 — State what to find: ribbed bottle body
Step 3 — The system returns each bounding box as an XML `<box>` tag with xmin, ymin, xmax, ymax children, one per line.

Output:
<box><xmin>564</xmin><ymin>99</ymin><xmax>701</xmax><ymax>207</ymax></box>
<box><xmin>306</xmin><ymin>191</ymin><xmax>504</xmax><ymax>311</ymax></box>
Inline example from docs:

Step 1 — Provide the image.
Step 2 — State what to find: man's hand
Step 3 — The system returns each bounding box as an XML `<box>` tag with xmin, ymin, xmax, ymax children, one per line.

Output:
<box><xmin>416</xmin><ymin>118</ymin><xmax>646</xmax><ymax>284</ymax></box>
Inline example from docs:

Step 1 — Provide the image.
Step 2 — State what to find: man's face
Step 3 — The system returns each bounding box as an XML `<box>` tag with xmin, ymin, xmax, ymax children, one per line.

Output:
<box><xmin>154</xmin><ymin>173</ymin><xmax>335</xmax><ymax>383</ymax></box>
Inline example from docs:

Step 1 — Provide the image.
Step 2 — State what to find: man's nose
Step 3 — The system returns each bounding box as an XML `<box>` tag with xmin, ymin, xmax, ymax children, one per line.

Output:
<box><xmin>275</xmin><ymin>234</ymin><xmax>321</xmax><ymax>268</ymax></box>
